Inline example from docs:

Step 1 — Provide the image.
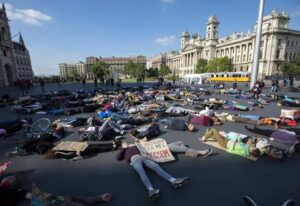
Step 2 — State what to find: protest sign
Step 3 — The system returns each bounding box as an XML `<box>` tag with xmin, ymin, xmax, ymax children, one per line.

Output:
<box><xmin>52</xmin><ymin>141</ymin><xmax>88</xmax><ymax>152</ymax></box>
<box><xmin>136</xmin><ymin>138</ymin><xmax>175</xmax><ymax>163</ymax></box>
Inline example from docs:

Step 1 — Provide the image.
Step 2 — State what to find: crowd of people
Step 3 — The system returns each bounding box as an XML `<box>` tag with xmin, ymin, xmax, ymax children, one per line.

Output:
<box><xmin>0</xmin><ymin>80</ymin><xmax>299</xmax><ymax>205</ymax></box>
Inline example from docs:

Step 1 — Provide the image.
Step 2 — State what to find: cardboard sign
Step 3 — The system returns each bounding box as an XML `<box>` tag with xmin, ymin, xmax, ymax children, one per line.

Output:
<box><xmin>280</xmin><ymin>109</ymin><xmax>297</xmax><ymax>120</ymax></box>
<box><xmin>136</xmin><ymin>138</ymin><xmax>175</xmax><ymax>163</ymax></box>
<box><xmin>53</xmin><ymin>141</ymin><xmax>88</xmax><ymax>152</ymax></box>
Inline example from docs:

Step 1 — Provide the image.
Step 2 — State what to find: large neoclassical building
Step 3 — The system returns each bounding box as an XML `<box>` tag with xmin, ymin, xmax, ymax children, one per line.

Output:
<box><xmin>167</xmin><ymin>10</ymin><xmax>300</xmax><ymax>78</ymax></box>
<box><xmin>0</xmin><ymin>4</ymin><xmax>33</xmax><ymax>87</ymax></box>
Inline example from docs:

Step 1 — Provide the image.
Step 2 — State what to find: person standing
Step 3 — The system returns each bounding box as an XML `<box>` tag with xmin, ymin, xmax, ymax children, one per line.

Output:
<box><xmin>82</xmin><ymin>78</ymin><xmax>86</xmax><ymax>89</ymax></box>
<box><xmin>94</xmin><ymin>77</ymin><xmax>98</xmax><ymax>89</ymax></box>
<box><xmin>39</xmin><ymin>78</ymin><xmax>45</xmax><ymax>93</ymax></box>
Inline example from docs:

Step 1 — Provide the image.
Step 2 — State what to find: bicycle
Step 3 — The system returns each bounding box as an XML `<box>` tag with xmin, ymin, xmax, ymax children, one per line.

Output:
<box><xmin>244</xmin><ymin>195</ymin><xmax>295</xmax><ymax>206</ymax></box>
<box><xmin>1</xmin><ymin>118</ymin><xmax>51</xmax><ymax>144</ymax></box>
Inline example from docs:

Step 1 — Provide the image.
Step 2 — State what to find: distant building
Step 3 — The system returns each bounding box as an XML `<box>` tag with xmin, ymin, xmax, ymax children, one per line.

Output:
<box><xmin>85</xmin><ymin>55</ymin><xmax>146</xmax><ymax>79</ymax></box>
<box><xmin>0</xmin><ymin>4</ymin><xmax>34</xmax><ymax>87</ymax></box>
<box><xmin>167</xmin><ymin>10</ymin><xmax>300</xmax><ymax>78</ymax></box>
<box><xmin>59</xmin><ymin>61</ymin><xmax>86</xmax><ymax>79</ymax></box>
<box><xmin>150</xmin><ymin>53</ymin><xmax>167</xmax><ymax>70</ymax></box>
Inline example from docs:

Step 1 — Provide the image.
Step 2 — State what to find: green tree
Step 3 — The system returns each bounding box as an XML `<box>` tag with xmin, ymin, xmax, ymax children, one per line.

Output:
<box><xmin>124</xmin><ymin>61</ymin><xmax>146</xmax><ymax>80</ymax></box>
<box><xmin>195</xmin><ymin>58</ymin><xmax>208</xmax><ymax>73</ymax></box>
<box><xmin>124</xmin><ymin>60</ymin><xmax>136</xmax><ymax>77</ymax></box>
<box><xmin>91</xmin><ymin>61</ymin><xmax>110</xmax><ymax>80</ymax></box>
<box><xmin>159</xmin><ymin>65</ymin><xmax>171</xmax><ymax>77</ymax></box>
<box><xmin>280</xmin><ymin>57</ymin><xmax>300</xmax><ymax>75</ymax></box>
<box><xmin>205</xmin><ymin>57</ymin><xmax>234</xmax><ymax>72</ymax></box>
<box><xmin>146</xmin><ymin>68</ymin><xmax>159</xmax><ymax>78</ymax></box>
<box><xmin>69</xmin><ymin>69</ymin><xmax>80</xmax><ymax>80</ymax></box>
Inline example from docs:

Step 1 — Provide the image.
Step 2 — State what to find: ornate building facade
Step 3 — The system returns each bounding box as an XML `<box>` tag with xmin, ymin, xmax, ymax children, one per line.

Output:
<box><xmin>167</xmin><ymin>10</ymin><xmax>300</xmax><ymax>78</ymax></box>
<box><xmin>85</xmin><ymin>55</ymin><xmax>146</xmax><ymax>79</ymax></box>
<box><xmin>59</xmin><ymin>61</ymin><xmax>86</xmax><ymax>80</ymax></box>
<box><xmin>0</xmin><ymin>4</ymin><xmax>33</xmax><ymax>87</ymax></box>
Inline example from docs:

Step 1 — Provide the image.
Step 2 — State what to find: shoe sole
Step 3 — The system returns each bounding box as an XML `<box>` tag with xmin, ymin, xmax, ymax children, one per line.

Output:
<box><xmin>173</xmin><ymin>178</ymin><xmax>191</xmax><ymax>189</ymax></box>
<box><xmin>243</xmin><ymin>195</ymin><xmax>257</xmax><ymax>206</ymax></box>
<box><xmin>150</xmin><ymin>193</ymin><xmax>160</xmax><ymax>202</ymax></box>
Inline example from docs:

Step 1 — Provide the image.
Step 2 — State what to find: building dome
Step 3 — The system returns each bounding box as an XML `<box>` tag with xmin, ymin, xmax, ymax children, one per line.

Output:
<box><xmin>207</xmin><ymin>15</ymin><xmax>219</xmax><ymax>25</ymax></box>
<box><xmin>182</xmin><ymin>31</ymin><xmax>190</xmax><ymax>38</ymax></box>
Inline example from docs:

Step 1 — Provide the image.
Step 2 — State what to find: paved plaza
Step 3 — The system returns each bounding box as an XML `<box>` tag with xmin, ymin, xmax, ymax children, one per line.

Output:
<box><xmin>0</xmin><ymin>83</ymin><xmax>300</xmax><ymax>206</ymax></box>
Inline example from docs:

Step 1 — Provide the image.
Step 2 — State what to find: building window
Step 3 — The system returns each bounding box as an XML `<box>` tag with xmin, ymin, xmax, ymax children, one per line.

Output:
<box><xmin>290</xmin><ymin>53</ymin><xmax>292</xmax><ymax>60</ymax></box>
<box><xmin>276</xmin><ymin>50</ymin><xmax>280</xmax><ymax>59</ymax></box>
<box><xmin>294</xmin><ymin>53</ymin><xmax>296</xmax><ymax>60</ymax></box>
<box><xmin>243</xmin><ymin>55</ymin><xmax>246</xmax><ymax>62</ymax></box>
<box><xmin>285</xmin><ymin>53</ymin><xmax>288</xmax><ymax>60</ymax></box>
<box><xmin>3</xmin><ymin>49</ymin><xmax>6</xmax><ymax>56</ymax></box>
<box><xmin>277</xmin><ymin>39</ymin><xmax>282</xmax><ymax>46</ymax></box>
<box><xmin>259</xmin><ymin>50</ymin><xmax>263</xmax><ymax>59</ymax></box>
<box><xmin>291</xmin><ymin>41</ymin><xmax>294</xmax><ymax>47</ymax></box>
<box><xmin>237</xmin><ymin>56</ymin><xmax>240</xmax><ymax>62</ymax></box>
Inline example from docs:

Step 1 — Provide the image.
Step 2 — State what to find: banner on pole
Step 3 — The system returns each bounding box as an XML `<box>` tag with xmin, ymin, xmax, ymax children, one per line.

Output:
<box><xmin>136</xmin><ymin>138</ymin><xmax>175</xmax><ymax>163</ymax></box>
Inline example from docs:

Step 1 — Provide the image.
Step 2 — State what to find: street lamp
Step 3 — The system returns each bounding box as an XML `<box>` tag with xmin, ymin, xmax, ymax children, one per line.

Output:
<box><xmin>250</xmin><ymin>0</ymin><xmax>265</xmax><ymax>89</ymax></box>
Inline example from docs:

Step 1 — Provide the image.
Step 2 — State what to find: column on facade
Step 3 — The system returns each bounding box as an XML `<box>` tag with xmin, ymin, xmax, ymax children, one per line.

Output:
<box><xmin>262</xmin><ymin>35</ymin><xmax>268</xmax><ymax>60</ymax></box>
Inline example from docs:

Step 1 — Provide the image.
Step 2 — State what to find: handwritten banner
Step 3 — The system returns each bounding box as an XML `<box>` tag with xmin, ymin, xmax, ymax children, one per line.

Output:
<box><xmin>136</xmin><ymin>138</ymin><xmax>175</xmax><ymax>163</ymax></box>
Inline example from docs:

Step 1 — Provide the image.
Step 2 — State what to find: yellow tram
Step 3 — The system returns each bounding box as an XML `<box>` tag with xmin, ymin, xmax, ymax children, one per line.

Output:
<box><xmin>209</xmin><ymin>72</ymin><xmax>250</xmax><ymax>82</ymax></box>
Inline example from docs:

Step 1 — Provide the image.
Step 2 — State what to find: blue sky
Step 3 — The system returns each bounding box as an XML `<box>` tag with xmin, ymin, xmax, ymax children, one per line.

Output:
<box><xmin>5</xmin><ymin>0</ymin><xmax>300</xmax><ymax>75</ymax></box>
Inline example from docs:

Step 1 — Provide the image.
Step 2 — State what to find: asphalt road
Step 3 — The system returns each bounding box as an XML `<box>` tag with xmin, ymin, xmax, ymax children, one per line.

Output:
<box><xmin>0</xmin><ymin>83</ymin><xmax>299</xmax><ymax>206</ymax></box>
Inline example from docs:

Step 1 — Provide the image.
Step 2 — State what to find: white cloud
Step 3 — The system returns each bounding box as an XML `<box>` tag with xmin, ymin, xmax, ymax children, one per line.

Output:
<box><xmin>291</xmin><ymin>5</ymin><xmax>300</xmax><ymax>17</ymax></box>
<box><xmin>161</xmin><ymin>0</ymin><xmax>175</xmax><ymax>3</ymax></box>
<box><xmin>155</xmin><ymin>35</ymin><xmax>176</xmax><ymax>46</ymax></box>
<box><xmin>5</xmin><ymin>3</ymin><xmax>52</xmax><ymax>26</ymax></box>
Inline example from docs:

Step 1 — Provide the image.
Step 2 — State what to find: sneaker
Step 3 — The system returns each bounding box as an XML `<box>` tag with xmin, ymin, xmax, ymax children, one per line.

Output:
<box><xmin>115</xmin><ymin>136</ymin><xmax>124</xmax><ymax>140</ymax></box>
<box><xmin>185</xmin><ymin>151</ymin><xmax>199</xmax><ymax>158</ymax></box>
<box><xmin>243</xmin><ymin>195</ymin><xmax>257</xmax><ymax>206</ymax></box>
<box><xmin>72</xmin><ymin>155</ymin><xmax>84</xmax><ymax>161</ymax></box>
<box><xmin>285</xmin><ymin>146</ymin><xmax>295</xmax><ymax>158</ymax></box>
<box><xmin>55</xmin><ymin>151</ymin><xmax>77</xmax><ymax>160</ymax></box>
<box><xmin>282</xmin><ymin>199</ymin><xmax>295</xmax><ymax>206</ymax></box>
<box><xmin>204</xmin><ymin>148</ymin><xmax>213</xmax><ymax>157</ymax></box>
<box><xmin>148</xmin><ymin>189</ymin><xmax>160</xmax><ymax>202</ymax></box>
<box><xmin>172</xmin><ymin>177</ymin><xmax>190</xmax><ymax>189</ymax></box>
<box><xmin>199</xmin><ymin>136</ymin><xmax>206</xmax><ymax>142</ymax></box>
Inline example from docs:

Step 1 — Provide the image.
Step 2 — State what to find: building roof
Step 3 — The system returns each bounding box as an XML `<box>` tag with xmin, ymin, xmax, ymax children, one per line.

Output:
<box><xmin>13</xmin><ymin>42</ymin><xmax>26</xmax><ymax>52</ymax></box>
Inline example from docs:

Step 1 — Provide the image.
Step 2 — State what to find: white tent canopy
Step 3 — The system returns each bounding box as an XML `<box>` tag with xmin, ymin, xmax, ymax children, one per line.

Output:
<box><xmin>182</xmin><ymin>73</ymin><xmax>212</xmax><ymax>84</ymax></box>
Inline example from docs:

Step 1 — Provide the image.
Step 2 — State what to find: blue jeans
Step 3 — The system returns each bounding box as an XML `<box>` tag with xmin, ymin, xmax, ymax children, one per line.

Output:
<box><xmin>130</xmin><ymin>155</ymin><xmax>174</xmax><ymax>190</ymax></box>
<box><xmin>168</xmin><ymin>141</ymin><xmax>198</xmax><ymax>154</ymax></box>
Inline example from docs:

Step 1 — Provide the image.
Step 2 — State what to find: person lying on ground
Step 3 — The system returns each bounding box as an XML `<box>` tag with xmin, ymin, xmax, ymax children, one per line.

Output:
<box><xmin>5</xmin><ymin>126</ymin><xmax>65</xmax><ymax>157</ymax></box>
<box><xmin>130</xmin><ymin>132</ymin><xmax>212</xmax><ymax>158</ymax></box>
<box><xmin>129</xmin><ymin>122</ymin><xmax>161</xmax><ymax>141</ymax></box>
<box><xmin>52</xmin><ymin>117</ymin><xmax>87</xmax><ymax>128</ymax></box>
<box><xmin>0</xmin><ymin>163</ymin><xmax>32</xmax><ymax>206</ymax></box>
<box><xmin>79</xmin><ymin>118</ymin><xmax>124</xmax><ymax>141</ymax></box>
<box><xmin>200</xmin><ymin>128</ymin><xmax>261</xmax><ymax>158</ymax></box>
<box><xmin>47</xmin><ymin>193</ymin><xmax>112</xmax><ymax>206</ymax></box>
<box><xmin>159</xmin><ymin>117</ymin><xmax>195</xmax><ymax>132</ymax></box>
<box><xmin>244</xmin><ymin>125</ymin><xmax>300</xmax><ymax>145</ymax></box>
<box><xmin>277</xmin><ymin>96</ymin><xmax>300</xmax><ymax>107</ymax></box>
<box><xmin>116</xmin><ymin>142</ymin><xmax>191</xmax><ymax>202</ymax></box>
<box><xmin>188</xmin><ymin>114</ymin><xmax>222</xmax><ymax>126</ymax></box>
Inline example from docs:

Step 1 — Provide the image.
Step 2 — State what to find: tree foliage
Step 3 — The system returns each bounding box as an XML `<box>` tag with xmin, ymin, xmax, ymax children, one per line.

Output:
<box><xmin>91</xmin><ymin>61</ymin><xmax>110</xmax><ymax>79</ymax></box>
<box><xmin>206</xmin><ymin>57</ymin><xmax>234</xmax><ymax>72</ymax></box>
<box><xmin>124</xmin><ymin>61</ymin><xmax>146</xmax><ymax>79</ymax></box>
<box><xmin>159</xmin><ymin>65</ymin><xmax>171</xmax><ymax>77</ymax></box>
<box><xmin>280</xmin><ymin>56</ymin><xmax>300</xmax><ymax>75</ymax></box>
<box><xmin>69</xmin><ymin>69</ymin><xmax>80</xmax><ymax>80</ymax></box>
<box><xmin>195</xmin><ymin>58</ymin><xmax>208</xmax><ymax>73</ymax></box>
<box><xmin>146</xmin><ymin>68</ymin><xmax>159</xmax><ymax>78</ymax></box>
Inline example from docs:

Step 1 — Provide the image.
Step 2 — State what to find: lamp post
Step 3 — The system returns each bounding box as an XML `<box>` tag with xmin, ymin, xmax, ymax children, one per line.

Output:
<box><xmin>250</xmin><ymin>0</ymin><xmax>265</xmax><ymax>89</ymax></box>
